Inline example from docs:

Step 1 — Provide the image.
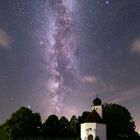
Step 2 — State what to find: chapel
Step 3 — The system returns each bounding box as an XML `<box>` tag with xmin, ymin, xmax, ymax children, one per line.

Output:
<box><xmin>81</xmin><ymin>97</ymin><xmax>107</xmax><ymax>140</ymax></box>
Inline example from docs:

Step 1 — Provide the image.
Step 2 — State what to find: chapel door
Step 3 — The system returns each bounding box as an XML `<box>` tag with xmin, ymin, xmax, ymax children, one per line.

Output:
<box><xmin>88</xmin><ymin>134</ymin><xmax>93</xmax><ymax>140</ymax></box>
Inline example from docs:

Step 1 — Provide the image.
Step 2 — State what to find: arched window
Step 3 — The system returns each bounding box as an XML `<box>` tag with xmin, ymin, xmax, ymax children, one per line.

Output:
<box><xmin>88</xmin><ymin>134</ymin><xmax>93</xmax><ymax>140</ymax></box>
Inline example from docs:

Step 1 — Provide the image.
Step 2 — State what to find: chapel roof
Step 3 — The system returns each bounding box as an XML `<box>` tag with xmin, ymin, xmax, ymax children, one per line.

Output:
<box><xmin>84</xmin><ymin>109</ymin><xmax>103</xmax><ymax>123</ymax></box>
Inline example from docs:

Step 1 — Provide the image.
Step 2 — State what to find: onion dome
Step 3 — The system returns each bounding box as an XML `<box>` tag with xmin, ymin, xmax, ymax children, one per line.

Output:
<box><xmin>93</xmin><ymin>97</ymin><xmax>102</xmax><ymax>105</ymax></box>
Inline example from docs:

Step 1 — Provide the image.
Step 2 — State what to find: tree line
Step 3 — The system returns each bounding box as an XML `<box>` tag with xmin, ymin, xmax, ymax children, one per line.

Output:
<box><xmin>0</xmin><ymin>103</ymin><xmax>140</xmax><ymax>140</ymax></box>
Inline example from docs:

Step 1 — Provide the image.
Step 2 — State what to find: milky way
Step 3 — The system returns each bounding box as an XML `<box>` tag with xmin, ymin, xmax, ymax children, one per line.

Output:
<box><xmin>45</xmin><ymin>0</ymin><xmax>78</xmax><ymax>114</ymax></box>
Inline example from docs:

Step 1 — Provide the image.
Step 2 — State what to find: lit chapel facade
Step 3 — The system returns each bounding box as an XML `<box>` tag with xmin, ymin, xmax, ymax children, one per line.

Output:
<box><xmin>81</xmin><ymin>97</ymin><xmax>107</xmax><ymax>140</ymax></box>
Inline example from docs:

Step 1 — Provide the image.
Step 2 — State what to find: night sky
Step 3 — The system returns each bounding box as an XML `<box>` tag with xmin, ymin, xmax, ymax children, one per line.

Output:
<box><xmin>0</xmin><ymin>0</ymin><xmax>140</xmax><ymax>131</ymax></box>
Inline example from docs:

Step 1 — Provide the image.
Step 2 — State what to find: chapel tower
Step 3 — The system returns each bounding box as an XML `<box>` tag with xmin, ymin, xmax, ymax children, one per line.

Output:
<box><xmin>91</xmin><ymin>97</ymin><xmax>102</xmax><ymax>118</ymax></box>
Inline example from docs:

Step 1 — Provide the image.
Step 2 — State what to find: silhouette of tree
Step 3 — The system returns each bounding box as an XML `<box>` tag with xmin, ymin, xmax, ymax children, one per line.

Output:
<box><xmin>1</xmin><ymin>107</ymin><xmax>41</xmax><ymax>140</ymax></box>
<box><xmin>0</xmin><ymin>126</ymin><xmax>9</xmax><ymax>140</ymax></box>
<box><xmin>78</xmin><ymin>111</ymin><xmax>90</xmax><ymax>124</ymax></box>
<box><xmin>95</xmin><ymin>136</ymin><xmax>100</xmax><ymax>140</ymax></box>
<box><xmin>103</xmin><ymin>103</ymin><xmax>139</xmax><ymax>140</ymax></box>
<box><xmin>43</xmin><ymin>114</ymin><xmax>59</xmax><ymax>139</ymax></box>
<box><xmin>58</xmin><ymin>116</ymin><xmax>69</xmax><ymax>137</ymax></box>
<box><xmin>69</xmin><ymin>115</ymin><xmax>78</xmax><ymax>137</ymax></box>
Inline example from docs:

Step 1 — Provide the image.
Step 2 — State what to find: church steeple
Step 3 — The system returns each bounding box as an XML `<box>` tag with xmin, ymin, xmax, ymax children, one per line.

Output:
<box><xmin>91</xmin><ymin>97</ymin><xmax>103</xmax><ymax>118</ymax></box>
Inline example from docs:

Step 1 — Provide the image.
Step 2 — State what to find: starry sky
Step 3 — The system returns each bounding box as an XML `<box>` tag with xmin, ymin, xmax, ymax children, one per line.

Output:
<box><xmin>0</xmin><ymin>0</ymin><xmax>140</xmax><ymax>131</ymax></box>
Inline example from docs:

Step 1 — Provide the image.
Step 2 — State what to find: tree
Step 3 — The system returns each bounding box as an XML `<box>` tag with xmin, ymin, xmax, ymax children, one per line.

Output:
<box><xmin>58</xmin><ymin>116</ymin><xmax>69</xmax><ymax>137</ymax></box>
<box><xmin>69</xmin><ymin>115</ymin><xmax>78</xmax><ymax>137</ymax></box>
<box><xmin>2</xmin><ymin>107</ymin><xmax>42</xmax><ymax>140</ymax></box>
<box><xmin>78</xmin><ymin>111</ymin><xmax>90</xmax><ymax>123</ymax></box>
<box><xmin>103</xmin><ymin>103</ymin><xmax>139</xmax><ymax>140</ymax></box>
<box><xmin>0</xmin><ymin>126</ymin><xmax>9</xmax><ymax>140</ymax></box>
<box><xmin>95</xmin><ymin>136</ymin><xmax>100</xmax><ymax>140</ymax></box>
<box><xmin>42</xmin><ymin>114</ymin><xmax>59</xmax><ymax>139</ymax></box>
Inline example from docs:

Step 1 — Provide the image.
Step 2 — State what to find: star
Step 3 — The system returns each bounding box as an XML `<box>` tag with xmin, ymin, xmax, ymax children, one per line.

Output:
<box><xmin>27</xmin><ymin>105</ymin><xmax>31</xmax><ymax>109</ymax></box>
<box><xmin>39</xmin><ymin>40</ymin><xmax>44</xmax><ymax>45</ymax></box>
<box><xmin>105</xmin><ymin>1</ymin><xmax>109</xmax><ymax>5</ymax></box>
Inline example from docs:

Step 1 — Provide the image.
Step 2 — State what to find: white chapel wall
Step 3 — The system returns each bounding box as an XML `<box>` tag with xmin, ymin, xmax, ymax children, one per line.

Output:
<box><xmin>81</xmin><ymin>123</ymin><xmax>97</xmax><ymax>140</ymax></box>
<box><xmin>81</xmin><ymin>123</ymin><xmax>106</xmax><ymax>140</ymax></box>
